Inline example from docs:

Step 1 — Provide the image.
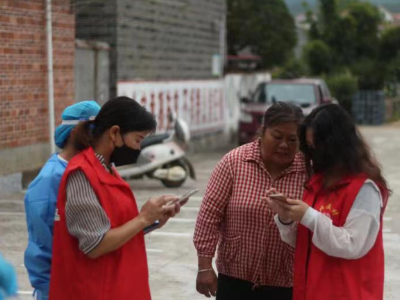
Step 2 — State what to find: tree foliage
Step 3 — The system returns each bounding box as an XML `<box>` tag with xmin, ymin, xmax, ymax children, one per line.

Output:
<box><xmin>324</xmin><ymin>71</ymin><xmax>358</xmax><ymax>112</ymax></box>
<box><xmin>272</xmin><ymin>57</ymin><xmax>308</xmax><ymax>79</ymax></box>
<box><xmin>380</xmin><ymin>26</ymin><xmax>400</xmax><ymax>62</ymax></box>
<box><xmin>303</xmin><ymin>40</ymin><xmax>332</xmax><ymax>75</ymax></box>
<box><xmin>306</xmin><ymin>0</ymin><xmax>381</xmax><ymax>66</ymax></box>
<box><xmin>301</xmin><ymin>0</ymin><xmax>391</xmax><ymax>90</ymax></box>
<box><xmin>227</xmin><ymin>0</ymin><xmax>297</xmax><ymax>68</ymax></box>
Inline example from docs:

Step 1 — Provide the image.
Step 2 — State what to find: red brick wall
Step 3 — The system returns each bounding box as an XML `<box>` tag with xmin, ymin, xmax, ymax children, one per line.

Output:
<box><xmin>0</xmin><ymin>0</ymin><xmax>75</xmax><ymax>150</ymax></box>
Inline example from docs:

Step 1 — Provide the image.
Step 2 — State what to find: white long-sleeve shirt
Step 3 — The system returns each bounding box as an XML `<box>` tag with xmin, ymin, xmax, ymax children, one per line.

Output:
<box><xmin>274</xmin><ymin>179</ymin><xmax>382</xmax><ymax>259</ymax></box>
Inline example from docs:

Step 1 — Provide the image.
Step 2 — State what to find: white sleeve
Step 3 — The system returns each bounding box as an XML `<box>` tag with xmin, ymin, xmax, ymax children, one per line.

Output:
<box><xmin>300</xmin><ymin>180</ymin><xmax>382</xmax><ymax>259</ymax></box>
<box><xmin>274</xmin><ymin>214</ymin><xmax>298</xmax><ymax>247</ymax></box>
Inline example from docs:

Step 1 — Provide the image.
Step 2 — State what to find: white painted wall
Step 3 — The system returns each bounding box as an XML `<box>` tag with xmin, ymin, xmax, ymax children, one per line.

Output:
<box><xmin>117</xmin><ymin>72</ymin><xmax>270</xmax><ymax>138</ymax></box>
<box><xmin>118</xmin><ymin>80</ymin><xmax>225</xmax><ymax>136</ymax></box>
<box><xmin>224</xmin><ymin>72</ymin><xmax>271</xmax><ymax>135</ymax></box>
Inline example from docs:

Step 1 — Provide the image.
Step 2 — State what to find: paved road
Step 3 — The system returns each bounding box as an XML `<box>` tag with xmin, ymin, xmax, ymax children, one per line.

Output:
<box><xmin>0</xmin><ymin>125</ymin><xmax>399</xmax><ymax>299</ymax></box>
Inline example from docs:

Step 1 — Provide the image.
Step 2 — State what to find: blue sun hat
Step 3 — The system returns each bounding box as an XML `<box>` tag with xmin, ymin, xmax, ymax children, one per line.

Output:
<box><xmin>54</xmin><ymin>100</ymin><xmax>101</xmax><ymax>149</ymax></box>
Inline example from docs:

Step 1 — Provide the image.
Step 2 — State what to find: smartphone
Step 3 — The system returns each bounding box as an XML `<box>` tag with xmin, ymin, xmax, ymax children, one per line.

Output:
<box><xmin>178</xmin><ymin>188</ymin><xmax>199</xmax><ymax>205</ymax></box>
<box><xmin>269</xmin><ymin>193</ymin><xmax>285</xmax><ymax>200</ymax></box>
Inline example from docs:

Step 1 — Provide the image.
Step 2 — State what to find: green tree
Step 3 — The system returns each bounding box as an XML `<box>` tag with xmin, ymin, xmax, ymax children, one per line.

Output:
<box><xmin>303</xmin><ymin>40</ymin><xmax>332</xmax><ymax>75</ymax></box>
<box><xmin>350</xmin><ymin>60</ymin><xmax>386</xmax><ymax>90</ymax></box>
<box><xmin>308</xmin><ymin>0</ymin><xmax>381</xmax><ymax>66</ymax></box>
<box><xmin>325</xmin><ymin>71</ymin><xmax>358</xmax><ymax>112</ymax></box>
<box><xmin>301</xmin><ymin>0</ymin><xmax>388</xmax><ymax>91</ymax></box>
<box><xmin>227</xmin><ymin>0</ymin><xmax>297</xmax><ymax>68</ymax></box>
<box><xmin>346</xmin><ymin>3</ymin><xmax>381</xmax><ymax>59</ymax></box>
<box><xmin>272</xmin><ymin>57</ymin><xmax>308</xmax><ymax>79</ymax></box>
<box><xmin>385</xmin><ymin>54</ymin><xmax>400</xmax><ymax>97</ymax></box>
<box><xmin>380</xmin><ymin>27</ymin><xmax>400</xmax><ymax>96</ymax></box>
<box><xmin>380</xmin><ymin>26</ymin><xmax>400</xmax><ymax>62</ymax></box>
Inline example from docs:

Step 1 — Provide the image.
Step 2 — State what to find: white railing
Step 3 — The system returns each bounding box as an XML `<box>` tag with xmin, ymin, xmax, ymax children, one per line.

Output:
<box><xmin>117</xmin><ymin>72</ymin><xmax>271</xmax><ymax>136</ymax></box>
<box><xmin>118</xmin><ymin>80</ymin><xmax>225</xmax><ymax>135</ymax></box>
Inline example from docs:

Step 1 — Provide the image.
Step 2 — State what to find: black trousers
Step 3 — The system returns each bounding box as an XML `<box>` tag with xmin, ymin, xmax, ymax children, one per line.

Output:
<box><xmin>216</xmin><ymin>273</ymin><xmax>293</xmax><ymax>300</ymax></box>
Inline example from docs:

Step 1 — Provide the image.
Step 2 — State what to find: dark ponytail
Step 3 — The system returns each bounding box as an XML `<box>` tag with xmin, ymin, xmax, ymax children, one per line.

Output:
<box><xmin>73</xmin><ymin>120</ymin><xmax>96</xmax><ymax>151</ymax></box>
<box><xmin>74</xmin><ymin>96</ymin><xmax>157</xmax><ymax>150</ymax></box>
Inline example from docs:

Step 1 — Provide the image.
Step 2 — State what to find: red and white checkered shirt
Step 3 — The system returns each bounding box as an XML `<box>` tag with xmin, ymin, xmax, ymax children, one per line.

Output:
<box><xmin>193</xmin><ymin>139</ymin><xmax>307</xmax><ymax>287</ymax></box>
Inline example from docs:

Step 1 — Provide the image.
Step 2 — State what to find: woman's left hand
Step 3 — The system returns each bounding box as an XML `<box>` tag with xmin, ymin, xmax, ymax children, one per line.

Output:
<box><xmin>158</xmin><ymin>201</ymin><xmax>181</xmax><ymax>228</ymax></box>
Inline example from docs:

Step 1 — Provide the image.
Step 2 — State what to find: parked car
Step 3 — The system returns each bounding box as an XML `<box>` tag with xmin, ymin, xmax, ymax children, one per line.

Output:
<box><xmin>238</xmin><ymin>78</ymin><xmax>336</xmax><ymax>145</ymax></box>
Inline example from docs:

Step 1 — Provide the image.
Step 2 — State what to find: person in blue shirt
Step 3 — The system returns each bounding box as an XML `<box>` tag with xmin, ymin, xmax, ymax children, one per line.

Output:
<box><xmin>0</xmin><ymin>253</ymin><xmax>17</xmax><ymax>300</ymax></box>
<box><xmin>24</xmin><ymin>101</ymin><xmax>101</xmax><ymax>300</ymax></box>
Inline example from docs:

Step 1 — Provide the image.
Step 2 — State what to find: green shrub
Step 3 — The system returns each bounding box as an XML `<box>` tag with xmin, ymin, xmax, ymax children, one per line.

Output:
<box><xmin>384</xmin><ymin>54</ymin><xmax>400</xmax><ymax>97</ymax></box>
<box><xmin>351</xmin><ymin>59</ymin><xmax>386</xmax><ymax>90</ymax></box>
<box><xmin>272</xmin><ymin>57</ymin><xmax>308</xmax><ymax>79</ymax></box>
<box><xmin>303</xmin><ymin>40</ymin><xmax>332</xmax><ymax>75</ymax></box>
<box><xmin>325</xmin><ymin>71</ymin><xmax>358</xmax><ymax>113</ymax></box>
<box><xmin>380</xmin><ymin>26</ymin><xmax>400</xmax><ymax>63</ymax></box>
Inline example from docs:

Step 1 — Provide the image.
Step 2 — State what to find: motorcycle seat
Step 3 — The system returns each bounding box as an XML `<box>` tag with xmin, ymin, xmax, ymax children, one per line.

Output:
<box><xmin>141</xmin><ymin>133</ymin><xmax>170</xmax><ymax>149</ymax></box>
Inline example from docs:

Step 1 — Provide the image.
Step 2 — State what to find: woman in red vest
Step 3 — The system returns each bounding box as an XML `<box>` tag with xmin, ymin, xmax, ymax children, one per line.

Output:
<box><xmin>49</xmin><ymin>97</ymin><xmax>180</xmax><ymax>300</ymax></box>
<box><xmin>265</xmin><ymin>104</ymin><xmax>389</xmax><ymax>300</ymax></box>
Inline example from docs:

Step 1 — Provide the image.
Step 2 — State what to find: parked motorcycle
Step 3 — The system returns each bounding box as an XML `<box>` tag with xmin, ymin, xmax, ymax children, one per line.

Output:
<box><xmin>117</xmin><ymin>113</ymin><xmax>196</xmax><ymax>188</ymax></box>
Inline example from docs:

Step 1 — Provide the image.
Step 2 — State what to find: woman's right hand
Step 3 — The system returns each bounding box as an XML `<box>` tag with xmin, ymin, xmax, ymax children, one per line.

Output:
<box><xmin>139</xmin><ymin>195</ymin><xmax>179</xmax><ymax>226</ymax></box>
<box><xmin>87</xmin><ymin>195</ymin><xmax>179</xmax><ymax>259</ymax></box>
<box><xmin>196</xmin><ymin>268</ymin><xmax>218</xmax><ymax>298</ymax></box>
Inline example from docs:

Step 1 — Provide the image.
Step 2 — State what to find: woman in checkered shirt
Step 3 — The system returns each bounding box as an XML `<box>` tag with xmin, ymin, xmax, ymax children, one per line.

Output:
<box><xmin>194</xmin><ymin>102</ymin><xmax>307</xmax><ymax>300</ymax></box>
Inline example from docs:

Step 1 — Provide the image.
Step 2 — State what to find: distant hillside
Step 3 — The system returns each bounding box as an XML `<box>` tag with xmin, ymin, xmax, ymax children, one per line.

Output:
<box><xmin>283</xmin><ymin>0</ymin><xmax>400</xmax><ymax>15</ymax></box>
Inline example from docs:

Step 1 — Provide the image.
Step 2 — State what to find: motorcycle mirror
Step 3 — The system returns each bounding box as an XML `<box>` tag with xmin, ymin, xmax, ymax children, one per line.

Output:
<box><xmin>175</xmin><ymin>119</ymin><xmax>190</xmax><ymax>145</ymax></box>
<box><xmin>240</xmin><ymin>97</ymin><xmax>251</xmax><ymax>104</ymax></box>
<box><xmin>168</xmin><ymin>110</ymin><xmax>176</xmax><ymax>123</ymax></box>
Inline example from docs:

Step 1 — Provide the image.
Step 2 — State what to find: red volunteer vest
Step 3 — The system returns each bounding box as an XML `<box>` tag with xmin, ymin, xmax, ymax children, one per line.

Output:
<box><xmin>49</xmin><ymin>147</ymin><xmax>151</xmax><ymax>300</ymax></box>
<box><xmin>294</xmin><ymin>173</ymin><xmax>388</xmax><ymax>300</ymax></box>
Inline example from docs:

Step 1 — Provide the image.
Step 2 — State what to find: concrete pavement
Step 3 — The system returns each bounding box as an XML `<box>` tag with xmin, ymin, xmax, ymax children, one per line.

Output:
<box><xmin>0</xmin><ymin>126</ymin><xmax>399</xmax><ymax>299</ymax></box>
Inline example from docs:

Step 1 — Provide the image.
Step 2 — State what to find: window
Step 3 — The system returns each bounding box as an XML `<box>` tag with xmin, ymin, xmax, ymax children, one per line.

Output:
<box><xmin>265</xmin><ymin>83</ymin><xmax>317</xmax><ymax>105</ymax></box>
<box><xmin>321</xmin><ymin>82</ymin><xmax>331</xmax><ymax>98</ymax></box>
<box><xmin>252</xmin><ymin>84</ymin><xmax>267</xmax><ymax>103</ymax></box>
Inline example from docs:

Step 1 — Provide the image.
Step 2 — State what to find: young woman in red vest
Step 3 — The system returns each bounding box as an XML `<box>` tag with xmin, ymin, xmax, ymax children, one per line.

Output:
<box><xmin>265</xmin><ymin>104</ymin><xmax>389</xmax><ymax>300</ymax></box>
<box><xmin>49</xmin><ymin>97</ymin><xmax>180</xmax><ymax>300</ymax></box>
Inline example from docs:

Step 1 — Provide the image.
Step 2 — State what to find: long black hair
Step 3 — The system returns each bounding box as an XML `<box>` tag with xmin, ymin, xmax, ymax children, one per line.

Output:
<box><xmin>299</xmin><ymin>104</ymin><xmax>388</xmax><ymax>189</ymax></box>
<box><xmin>74</xmin><ymin>96</ymin><xmax>157</xmax><ymax>150</ymax></box>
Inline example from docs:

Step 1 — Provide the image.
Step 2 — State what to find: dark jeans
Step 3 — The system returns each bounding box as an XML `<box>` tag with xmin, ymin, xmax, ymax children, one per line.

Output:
<box><xmin>216</xmin><ymin>273</ymin><xmax>293</xmax><ymax>300</ymax></box>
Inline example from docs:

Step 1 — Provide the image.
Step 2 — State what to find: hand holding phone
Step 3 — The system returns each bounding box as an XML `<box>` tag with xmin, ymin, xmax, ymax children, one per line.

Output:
<box><xmin>177</xmin><ymin>188</ymin><xmax>199</xmax><ymax>206</ymax></box>
<box><xmin>269</xmin><ymin>193</ymin><xmax>285</xmax><ymax>200</ymax></box>
<box><xmin>163</xmin><ymin>188</ymin><xmax>199</xmax><ymax>210</ymax></box>
<box><xmin>268</xmin><ymin>191</ymin><xmax>288</xmax><ymax>204</ymax></box>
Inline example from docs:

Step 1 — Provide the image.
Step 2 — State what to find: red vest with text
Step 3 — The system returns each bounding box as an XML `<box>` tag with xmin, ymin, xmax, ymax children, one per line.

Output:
<box><xmin>294</xmin><ymin>173</ymin><xmax>388</xmax><ymax>300</ymax></box>
<box><xmin>49</xmin><ymin>147</ymin><xmax>151</xmax><ymax>300</ymax></box>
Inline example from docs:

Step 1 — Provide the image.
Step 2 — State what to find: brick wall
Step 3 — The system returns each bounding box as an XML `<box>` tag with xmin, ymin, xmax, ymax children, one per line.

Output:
<box><xmin>0</xmin><ymin>0</ymin><xmax>75</xmax><ymax>175</ymax></box>
<box><xmin>75</xmin><ymin>0</ymin><xmax>226</xmax><ymax>96</ymax></box>
<box><xmin>116</xmin><ymin>0</ymin><xmax>226</xmax><ymax>81</ymax></box>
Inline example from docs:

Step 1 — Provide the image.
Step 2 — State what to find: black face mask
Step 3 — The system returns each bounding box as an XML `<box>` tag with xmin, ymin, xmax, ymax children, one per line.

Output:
<box><xmin>110</xmin><ymin>136</ymin><xmax>141</xmax><ymax>167</ymax></box>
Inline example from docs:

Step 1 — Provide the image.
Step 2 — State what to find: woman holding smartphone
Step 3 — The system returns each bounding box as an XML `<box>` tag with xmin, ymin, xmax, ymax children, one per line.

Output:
<box><xmin>194</xmin><ymin>102</ymin><xmax>307</xmax><ymax>300</ymax></box>
<box><xmin>266</xmin><ymin>104</ymin><xmax>389</xmax><ymax>300</ymax></box>
<box><xmin>49</xmin><ymin>97</ymin><xmax>180</xmax><ymax>300</ymax></box>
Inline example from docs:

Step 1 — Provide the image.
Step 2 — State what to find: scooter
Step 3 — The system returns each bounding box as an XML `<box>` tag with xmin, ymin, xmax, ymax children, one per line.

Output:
<box><xmin>117</xmin><ymin>113</ymin><xmax>196</xmax><ymax>188</ymax></box>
